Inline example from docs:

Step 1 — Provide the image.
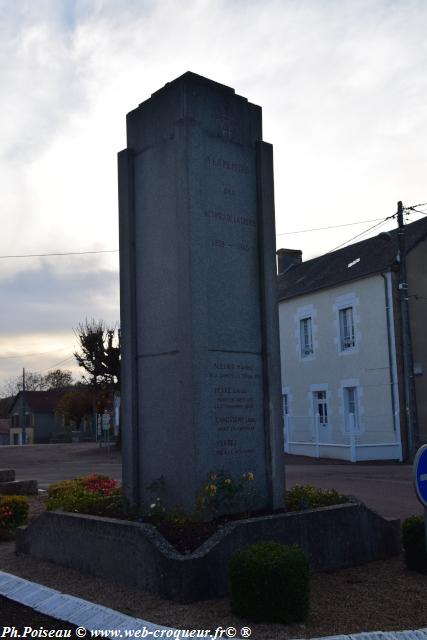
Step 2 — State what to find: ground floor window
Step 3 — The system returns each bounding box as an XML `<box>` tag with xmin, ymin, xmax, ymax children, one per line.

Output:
<box><xmin>313</xmin><ymin>390</ymin><xmax>328</xmax><ymax>426</ymax></box>
<box><xmin>282</xmin><ymin>393</ymin><xmax>289</xmax><ymax>419</ymax></box>
<box><xmin>344</xmin><ymin>386</ymin><xmax>359</xmax><ymax>432</ymax></box>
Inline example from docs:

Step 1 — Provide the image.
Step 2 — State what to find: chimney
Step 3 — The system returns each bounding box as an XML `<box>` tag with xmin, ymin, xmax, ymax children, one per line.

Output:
<box><xmin>276</xmin><ymin>248</ymin><xmax>302</xmax><ymax>275</ymax></box>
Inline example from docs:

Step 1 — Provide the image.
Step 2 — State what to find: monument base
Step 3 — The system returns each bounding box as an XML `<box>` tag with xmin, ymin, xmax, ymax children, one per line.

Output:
<box><xmin>15</xmin><ymin>501</ymin><xmax>400</xmax><ymax>603</ymax></box>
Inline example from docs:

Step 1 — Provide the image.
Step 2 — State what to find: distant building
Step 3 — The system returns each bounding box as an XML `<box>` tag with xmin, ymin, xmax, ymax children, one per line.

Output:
<box><xmin>277</xmin><ymin>216</ymin><xmax>427</xmax><ymax>462</ymax></box>
<box><xmin>0</xmin><ymin>419</ymin><xmax>10</xmax><ymax>446</ymax></box>
<box><xmin>8</xmin><ymin>389</ymin><xmax>69</xmax><ymax>444</ymax></box>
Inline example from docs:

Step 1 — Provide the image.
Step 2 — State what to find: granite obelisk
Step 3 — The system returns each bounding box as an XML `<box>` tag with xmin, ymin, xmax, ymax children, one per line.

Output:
<box><xmin>119</xmin><ymin>72</ymin><xmax>284</xmax><ymax>512</ymax></box>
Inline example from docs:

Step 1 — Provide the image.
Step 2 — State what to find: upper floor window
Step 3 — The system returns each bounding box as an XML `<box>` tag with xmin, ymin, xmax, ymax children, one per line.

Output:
<box><xmin>300</xmin><ymin>317</ymin><xmax>313</xmax><ymax>358</ymax></box>
<box><xmin>339</xmin><ymin>307</ymin><xmax>355</xmax><ymax>351</ymax></box>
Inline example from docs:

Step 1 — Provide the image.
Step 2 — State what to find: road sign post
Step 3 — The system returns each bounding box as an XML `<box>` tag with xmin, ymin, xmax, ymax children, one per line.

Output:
<box><xmin>413</xmin><ymin>445</ymin><xmax>427</xmax><ymax>552</ymax></box>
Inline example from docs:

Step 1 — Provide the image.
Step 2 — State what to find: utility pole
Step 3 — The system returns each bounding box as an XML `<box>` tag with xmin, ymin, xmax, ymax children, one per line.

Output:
<box><xmin>21</xmin><ymin>368</ymin><xmax>27</xmax><ymax>445</ymax></box>
<box><xmin>397</xmin><ymin>201</ymin><xmax>419</xmax><ymax>461</ymax></box>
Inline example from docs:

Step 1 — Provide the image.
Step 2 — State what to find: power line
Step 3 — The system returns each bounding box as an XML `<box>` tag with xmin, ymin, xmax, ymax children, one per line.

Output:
<box><xmin>0</xmin><ymin>249</ymin><xmax>118</xmax><ymax>260</ymax></box>
<box><xmin>406</xmin><ymin>202</ymin><xmax>427</xmax><ymax>209</ymax></box>
<box><xmin>0</xmin><ymin>346</ymin><xmax>72</xmax><ymax>360</ymax></box>
<box><xmin>0</xmin><ymin>205</ymin><xmax>424</xmax><ymax>262</ymax></box>
<box><xmin>33</xmin><ymin>355</ymin><xmax>76</xmax><ymax>374</ymax></box>
<box><xmin>326</xmin><ymin>215</ymin><xmax>396</xmax><ymax>254</ymax></box>
<box><xmin>406</xmin><ymin>207</ymin><xmax>427</xmax><ymax>216</ymax></box>
<box><xmin>276</xmin><ymin>217</ymin><xmax>385</xmax><ymax>236</ymax></box>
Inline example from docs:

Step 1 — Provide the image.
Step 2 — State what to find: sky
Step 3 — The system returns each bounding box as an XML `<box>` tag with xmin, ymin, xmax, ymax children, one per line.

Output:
<box><xmin>0</xmin><ymin>0</ymin><xmax>426</xmax><ymax>390</ymax></box>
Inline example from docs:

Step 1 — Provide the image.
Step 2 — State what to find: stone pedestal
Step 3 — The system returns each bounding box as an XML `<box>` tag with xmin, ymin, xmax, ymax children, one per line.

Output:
<box><xmin>119</xmin><ymin>72</ymin><xmax>284</xmax><ymax>512</ymax></box>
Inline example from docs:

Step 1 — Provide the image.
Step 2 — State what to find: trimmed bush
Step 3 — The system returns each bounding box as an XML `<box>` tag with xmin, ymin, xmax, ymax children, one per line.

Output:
<box><xmin>402</xmin><ymin>515</ymin><xmax>427</xmax><ymax>573</ymax></box>
<box><xmin>229</xmin><ymin>541</ymin><xmax>309</xmax><ymax>623</ymax></box>
<box><xmin>0</xmin><ymin>496</ymin><xmax>29</xmax><ymax>539</ymax></box>
<box><xmin>285</xmin><ymin>484</ymin><xmax>348</xmax><ymax>512</ymax></box>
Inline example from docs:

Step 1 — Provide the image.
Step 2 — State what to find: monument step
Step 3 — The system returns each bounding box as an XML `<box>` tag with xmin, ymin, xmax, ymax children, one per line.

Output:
<box><xmin>0</xmin><ymin>479</ymin><xmax>38</xmax><ymax>496</ymax></box>
<box><xmin>0</xmin><ymin>469</ymin><xmax>15</xmax><ymax>483</ymax></box>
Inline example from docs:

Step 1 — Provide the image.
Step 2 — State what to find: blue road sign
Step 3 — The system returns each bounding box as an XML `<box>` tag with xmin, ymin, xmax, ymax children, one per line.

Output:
<box><xmin>414</xmin><ymin>445</ymin><xmax>427</xmax><ymax>507</ymax></box>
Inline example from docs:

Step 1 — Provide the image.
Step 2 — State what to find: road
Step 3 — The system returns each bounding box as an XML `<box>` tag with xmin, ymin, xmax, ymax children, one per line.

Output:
<box><xmin>0</xmin><ymin>442</ymin><xmax>121</xmax><ymax>489</ymax></box>
<box><xmin>0</xmin><ymin>443</ymin><xmax>422</xmax><ymax>521</ymax></box>
<box><xmin>285</xmin><ymin>454</ymin><xmax>421</xmax><ymax>521</ymax></box>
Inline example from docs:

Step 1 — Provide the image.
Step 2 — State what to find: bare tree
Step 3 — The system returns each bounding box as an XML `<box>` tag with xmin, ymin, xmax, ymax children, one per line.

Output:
<box><xmin>0</xmin><ymin>368</ymin><xmax>74</xmax><ymax>400</ymax></box>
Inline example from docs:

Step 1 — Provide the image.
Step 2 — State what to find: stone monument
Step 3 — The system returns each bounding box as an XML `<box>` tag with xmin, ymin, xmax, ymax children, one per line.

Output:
<box><xmin>118</xmin><ymin>72</ymin><xmax>284</xmax><ymax>513</ymax></box>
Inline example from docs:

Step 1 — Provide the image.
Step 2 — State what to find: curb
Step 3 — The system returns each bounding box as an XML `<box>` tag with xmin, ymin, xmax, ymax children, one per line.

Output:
<box><xmin>1</xmin><ymin>571</ymin><xmax>426</xmax><ymax>640</ymax></box>
<box><xmin>0</xmin><ymin>571</ymin><xmax>173</xmax><ymax>634</ymax></box>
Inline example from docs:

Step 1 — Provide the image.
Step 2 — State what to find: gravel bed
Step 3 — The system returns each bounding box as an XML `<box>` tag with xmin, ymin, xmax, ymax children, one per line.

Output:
<box><xmin>1</xmin><ymin>497</ymin><xmax>426</xmax><ymax>639</ymax></box>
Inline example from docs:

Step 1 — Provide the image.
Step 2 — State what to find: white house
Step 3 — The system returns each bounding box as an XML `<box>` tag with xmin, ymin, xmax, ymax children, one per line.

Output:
<box><xmin>277</xmin><ymin>216</ymin><xmax>427</xmax><ymax>462</ymax></box>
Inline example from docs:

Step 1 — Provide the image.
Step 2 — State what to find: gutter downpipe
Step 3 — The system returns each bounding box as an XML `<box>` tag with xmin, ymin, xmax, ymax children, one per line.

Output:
<box><xmin>382</xmin><ymin>271</ymin><xmax>403</xmax><ymax>461</ymax></box>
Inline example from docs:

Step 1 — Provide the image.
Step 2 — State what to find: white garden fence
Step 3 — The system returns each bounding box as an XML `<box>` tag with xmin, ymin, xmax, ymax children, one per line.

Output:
<box><xmin>283</xmin><ymin>412</ymin><xmax>402</xmax><ymax>462</ymax></box>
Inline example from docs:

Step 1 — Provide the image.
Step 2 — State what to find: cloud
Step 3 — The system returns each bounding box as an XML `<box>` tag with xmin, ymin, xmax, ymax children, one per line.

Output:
<box><xmin>0</xmin><ymin>0</ymin><xmax>426</xmax><ymax>385</ymax></box>
<box><xmin>0</xmin><ymin>255</ymin><xmax>119</xmax><ymax>386</ymax></box>
<box><xmin>1</xmin><ymin>0</ymin><xmax>426</xmax><ymax>259</ymax></box>
<box><xmin>0</xmin><ymin>259</ymin><xmax>119</xmax><ymax>335</ymax></box>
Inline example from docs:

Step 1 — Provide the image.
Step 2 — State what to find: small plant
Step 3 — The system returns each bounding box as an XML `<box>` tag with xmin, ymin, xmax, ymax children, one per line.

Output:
<box><xmin>196</xmin><ymin>470</ymin><xmax>256</xmax><ymax>519</ymax></box>
<box><xmin>144</xmin><ymin>497</ymin><xmax>167</xmax><ymax>521</ymax></box>
<box><xmin>47</xmin><ymin>474</ymin><xmax>127</xmax><ymax>517</ymax></box>
<box><xmin>0</xmin><ymin>496</ymin><xmax>29</xmax><ymax>539</ymax></box>
<box><xmin>82</xmin><ymin>474</ymin><xmax>118</xmax><ymax>496</ymax></box>
<box><xmin>285</xmin><ymin>484</ymin><xmax>348</xmax><ymax>512</ymax></box>
<box><xmin>402</xmin><ymin>515</ymin><xmax>427</xmax><ymax>573</ymax></box>
<box><xmin>0</xmin><ymin>505</ymin><xmax>13</xmax><ymax>539</ymax></box>
<box><xmin>229</xmin><ymin>541</ymin><xmax>310</xmax><ymax>623</ymax></box>
<box><xmin>143</xmin><ymin>477</ymin><xmax>167</xmax><ymax>521</ymax></box>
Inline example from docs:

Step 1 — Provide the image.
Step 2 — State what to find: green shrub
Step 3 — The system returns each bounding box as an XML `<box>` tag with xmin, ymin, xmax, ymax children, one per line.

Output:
<box><xmin>229</xmin><ymin>541</ymin><xmax>310</xmax><ymax>623</ymax></box>
<box><xmin>402</xmin><ymin>515</ymin><xmax>427</xmax><ymax>573</ymax></box>
<box><xmin>285</xmin><ymin>484</ymin><xmax>348</xmax><ymax>512</ymax></box>
<box><xmin>0</xmin><ymin>496</ymin><xmax>29</xmax><ymax>539</ymax></box>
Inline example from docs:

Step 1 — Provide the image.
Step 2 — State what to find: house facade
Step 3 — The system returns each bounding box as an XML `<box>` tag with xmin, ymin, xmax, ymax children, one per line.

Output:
<box><xmin>8</xmin><ymin>390</ymin><xmax>67</xmax><ymax>444</ymax></box>
<box><xmin>277</xmin><ymin>216</ymin><xmax>427</xmax><ymax>462</ymax></box>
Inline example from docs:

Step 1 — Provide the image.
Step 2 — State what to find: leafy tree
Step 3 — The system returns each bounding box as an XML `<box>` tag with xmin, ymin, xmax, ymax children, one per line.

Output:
<box><xmin>55</xmin><ymin>389</ymin><xmax>93</xmax><ymax>429</ymax></box>
<box><xmin>73</xmin><ymin>319</ymin><xmax>120</xmax><ymax>389</ymax></box>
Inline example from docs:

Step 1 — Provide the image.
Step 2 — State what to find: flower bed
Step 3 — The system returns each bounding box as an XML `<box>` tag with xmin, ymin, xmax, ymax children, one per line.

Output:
<box><xmin>45</xmin><ymin>474</ymin><xmax>350</xmax><ymax>553</ymax></box>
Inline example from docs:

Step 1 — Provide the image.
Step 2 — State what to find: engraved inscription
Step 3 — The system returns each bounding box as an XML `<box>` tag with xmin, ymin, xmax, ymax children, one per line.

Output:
<box><xmin>206</xmin><ymin>156</ymin><xmax>249</xmax><ymax>174</ymax></box>
<box><xmin>211</xmin><ymin>239</ymin><xmax>250</xmax><ymax>251</ymax></box>
<box><xmin>215</xmin><ymin>112</ymin><xmax>236</xmax><ymax>140</ymax></box>
<box><xmin>210</xmin><ymin>359</ymin><xmax>261</xmax><ymax>457</ymax></box>
<box><xmin>221</xmin><ymin>123</ymin><xmax>233</xmax><ymax>139</ymax></box>
<box><xmin>205</xmin><ymin>209</ymin><xmax>256</xmax><ymax>227</ymax></box>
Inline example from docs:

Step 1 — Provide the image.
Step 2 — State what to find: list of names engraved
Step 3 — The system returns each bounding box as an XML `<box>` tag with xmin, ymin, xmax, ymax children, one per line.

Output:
<box><xmin>209</xmin><ymin>357</ymin><xmax>262</xmax><ymax>458</ymax></box>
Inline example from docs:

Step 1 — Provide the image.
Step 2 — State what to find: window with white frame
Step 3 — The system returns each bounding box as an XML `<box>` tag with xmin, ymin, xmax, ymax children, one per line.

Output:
<box><xmin>339</xmin><ymin>306</ymin><xmax>355</xmax><ymax>351</ymax></box>
<box><xmin>282</xmin><ymin>394</ymin><xmax>289</xmax><ymax>417</ymax></box>
<box><xmin>313</xmin><ymin>390</ymin><xmax>328</xmax><ymax>426</ymax></box>
<box><xmin>300</xmin><ymin>317</ymin><xmax>313</xmax><ymax>358</ymax></box>
<box><xmin>344</xmin><ymin>386</ymin><xmax>359</xmax><ymax>433</ymax></box>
